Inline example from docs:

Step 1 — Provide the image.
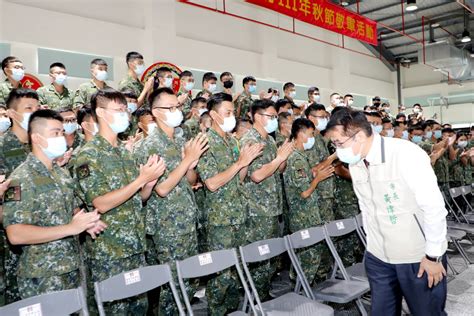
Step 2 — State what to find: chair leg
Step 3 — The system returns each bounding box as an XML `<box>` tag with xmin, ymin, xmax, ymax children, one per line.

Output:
<box><xmin>355</xmin><ymin>298</ymin><xmax>368</xmax><ymax>316</ymax></box>
<box><xmin>453</xmin><ymin>239</ymin><xmax>473</xmax><ymax>265</ymax></box>
<box><xmin>446</xmin><ymin>255</ymin><xmax>458</xmax><ymax>275</ymax></box>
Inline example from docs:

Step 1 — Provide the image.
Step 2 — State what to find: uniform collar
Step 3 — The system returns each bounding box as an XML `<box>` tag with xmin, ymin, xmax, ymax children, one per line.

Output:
<box><xmin>26</xmin><ymin>153</ymin><xmax>55</xmax><ymax>177</ymax></box>
<box><xmin>364</xmin><ymin>133</ymin><xmax>385</xmax><ymax>166</ymax></box>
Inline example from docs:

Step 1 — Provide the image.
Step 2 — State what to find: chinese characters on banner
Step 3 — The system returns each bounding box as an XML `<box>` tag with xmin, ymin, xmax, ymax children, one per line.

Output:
<box><xmin>245</xmin><ymin>0</ymin><xmax>378</xmax><ymax>45</ymax></box>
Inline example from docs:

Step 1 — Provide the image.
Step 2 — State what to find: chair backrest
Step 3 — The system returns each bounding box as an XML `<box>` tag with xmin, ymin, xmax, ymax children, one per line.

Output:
<box><xmin>353</xmin><ymin>215</ymin><xmax>367</xmax><ymax>248</ymax></box>
<box><xmin>176</xmin><ymin>248</ymin><xmax>256</xmax><ymax>316</ymax></box>
<box><xmin>286</xmin><ymin>226</ymin><xmax>326</xmax><ymax>250</ymax></box>
<box><xmin>240</xmin><ymin>237</ymin><xmax>287</xmax><ymax>263</ymax></box>
<box><xmin>461</xmin><ymin>185</ymin><xmax>472</xmax><ymax>195</ymax></box>
<box><xmin>325</xmin><ymin>218</ymin><xmax>358</xmax><ymax>238</ymax></box>
<box><xmin>95</xmin><ymin>264</ymin><xmax>184</xmax><ymax>316</ymax></box>
<box><xmin>0</xmin><ymin>287</ymin><xmax>88</xmax><ymax>316</ymax></box>
<box><xmin>450</xmin><ymin>187</ymin><xmax>462</xmax><ymax>198</ymax></box>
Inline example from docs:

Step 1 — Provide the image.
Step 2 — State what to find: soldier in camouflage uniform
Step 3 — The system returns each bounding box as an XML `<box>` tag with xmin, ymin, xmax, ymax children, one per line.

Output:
<box><xmin>177</xmin><ymin>70</ymin><xmax>195</xmax><ymax>116</ymax></box>
<box><xmin>134</xmin><ymin>87</ymin><xmax>207</xmax><ymax>315</ymax></box>
<box><xmin>275</xmin><ymin>112</ymin><xmax>292</xmax><ymax>147</ymax></box>
<box><xmin>183</xmin><ymin>97</ymin><xmax>207</xmax><ymax>141</ymax></box>
<box><xmin>235</xmin><ymin>76</ymin><xmax>256</xmax><ymax>119</ymax></box>
<box><xmin>0</xmin><ymin>56</ymin><xmax>24</xmax><ymax>105</ymax></box>
<box><xmin>75</xmin><ymin>89</ymin><xmax>165</xmax><ymax>315</ymax></box>
<box><xmin>197</xmin><ymin>93</ymin><xmax>263</xmax><ymax>315</ymax></box>
<box><xmin>240</xmin><ymin>99</ymin><xmax>293</xmax><ymax>300</ymax></box>
<box><xmin>284</xmin><ymin>118</ymin><xmax>334</xmax><ymax>285</ymax></box>
<box><xmin>57</xmin><ymin>107</ymin><xmax>84</xmax><ymax>150</ymax></box>
<box><xmin>2</xmin><ymin>109</ymin><xmax>103</xmax><ymax>299</ymax></box>
<box><xmin>0</xmin><ymin>88</ymin><xmax>38</xmax><ymax>304</ymax></box>
<box><xmin>36</xmin><ymin>63</ymin><xmax>74</xmax><ymax>110</ymax></box>
<box><xmin>196</xmin><ymin>72</ymin><xmax>217</xmax><ymax>100</ymax></box>
<box><xmin>118</xmin><ymin>52</ymin><xmax>153</xmax><ymax>108</ymax></box>
<box><xmin>73</xmin><ymin>59</ymin><xmax>111</xmax><ymax>110</ymax></box>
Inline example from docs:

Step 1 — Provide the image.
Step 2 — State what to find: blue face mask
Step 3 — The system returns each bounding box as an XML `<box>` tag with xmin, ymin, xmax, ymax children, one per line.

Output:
<box><xmin>411</xmin><ymin>135</ymin><xmax>423</xmax><ymax>144</ymax></box>
<box><xmin>434</xmin><ymin>130</ymin><xmax>442</xmax><ymax>139</ymax></box>
<box><xmin>372</xmin><ymin>124</ymin><xmax>383</xmax><ymax>134</ymax></box>
<box><xmin>425</xmin><ymin>131</ymin><xmax>432</xmax><ymax>139</ymax></box>
<box><xmin>336</xmin><ymin>141</ymin><xmax>363</xmax><ymax>165</ymax></box>
<box><xmin>303</xmin><ymin>137</ymin><xmax>315</xmax><ymax>150</ymax></box>
<box><xmin>248</xmin><ymin>85</ymin><xmax>257</xmax><ymax>94</ymax></box>
<box><xmin>402</xmin><ymin>130</ymin><xmax>409</xmax><ymax>140</ymax></box>
<box><xmin>264</xmin><ymin>118</ymin><xmax>278</xmax><ymax>133</ymax></box>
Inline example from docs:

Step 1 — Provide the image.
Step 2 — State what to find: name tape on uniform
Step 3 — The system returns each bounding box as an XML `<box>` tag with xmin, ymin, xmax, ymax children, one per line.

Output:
<box><xmin>300</xmin><ymin>229</ymin><xmax>310</xmax><ymax>240</ymax></box>
<box><xmin>336</xmin><ymin>222</ymin><xmax>345</xmax><ymax>230</ymax></box>
<box><xmin>199</xmin><ymin>253</ymin><xmax>213</xmax><ymax>266</ymax></box>
<box><xmin>258</xmin><ymin>244</ymin><xmax>270</xmax><ymax>256</ymax></box>
<box><xmin>124</xmin><ymin>270</ymin><xmax>141</xmax><ymax>285</ymax></box>
<box><xmin>19</xmin><ymin>303</ymin><xmax>42</xmax><ymax>316</ymax></box>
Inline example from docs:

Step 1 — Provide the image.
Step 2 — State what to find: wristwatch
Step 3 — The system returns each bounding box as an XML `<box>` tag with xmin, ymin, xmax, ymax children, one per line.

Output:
<box><xmin>425</xmin><ymin>254</ymin><xmax>443</xmax><ymax>263</ymax></box>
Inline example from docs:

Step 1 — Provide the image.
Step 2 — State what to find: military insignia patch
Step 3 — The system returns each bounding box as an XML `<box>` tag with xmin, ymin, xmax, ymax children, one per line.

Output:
<box><xmin>297</xmin><ymin>168</ymin><xmax>307</xmax><ymax>178</ymax></box>
<box><xmin>77</xmin><ymin>164</ymin><xmax>90</xmax><ymax>179</ymax></box>
<box><xmin>4</xmin><ymin>185</ymin><xmax>21</xmax><ymax>202</ymax></box>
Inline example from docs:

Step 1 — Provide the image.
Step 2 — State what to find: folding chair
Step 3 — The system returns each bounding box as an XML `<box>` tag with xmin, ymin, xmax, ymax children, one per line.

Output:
<box><xmin>0</xmin><ymin>287</ymin><xmax>88</xmax><ymax>316</ymax></box>
<box><xmin>176</xmin><ymin>248</ymin><xmax>256</xmax><ymax>316</ymax></box>
<box><xmin>240</xmin><ymin>237</ymin><xmax>334</xmax><ymax>316</ymax></box>
<box><xmin>353</xmin><ymin>213</ymin><xmax>367</xmax><ymax>248</ymax></box>
<box><xmin>94</xmin><ymin>264</ymin><xmax>184</xmax><ymax>316</ymax></box>
<box><xmin>460</xmin><ymin>185</ymin><xmax>473</xmax><ymax>213</ymax></box>
<box><xmin>449</xmin><ymin>187</ymin><xmax>474</xmax><ymax>222</ymax></box>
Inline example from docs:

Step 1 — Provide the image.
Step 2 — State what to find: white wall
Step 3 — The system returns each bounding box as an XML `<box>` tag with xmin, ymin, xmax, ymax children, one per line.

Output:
<box><xmin>0</xmin><ymin>0</ymin><xmax>399</xmax><ymax>106</ymax></box>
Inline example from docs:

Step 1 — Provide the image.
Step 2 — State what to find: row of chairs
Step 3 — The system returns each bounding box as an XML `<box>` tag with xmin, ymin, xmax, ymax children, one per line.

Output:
<box><xmin>0</xmin><ymin>217</ymin><xmax>372</xmax><ymax>316</ymax></box>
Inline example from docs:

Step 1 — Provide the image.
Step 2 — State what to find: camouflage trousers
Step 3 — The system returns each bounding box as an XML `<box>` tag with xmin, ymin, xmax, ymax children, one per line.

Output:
<box><xmin>90</xmin><ymin>254</ymin><xmax>148</xmax><ymax>316</ymax></box>
<box><xmin>246</xmin><ymin>215</ymin><xmax>279</xmax><ymax>301</ymax></box>
<box><xmin>294</xmin><ymin>243</ymin><xmax>325</xmax><ymax>287</ymax></box>
<box><xmin>206</xmin><ymin>224</ymin><xmax>247</xmax><ymax>316</ymax></box>
<box><xmin>195</xmin><ymin>188</ymin><xmax>208</xmax><ymax>253</ymax></box>
<box><xmin>0</xmin><ymin>230</ymin><xmax>4</xmax><ymax>306</ymax></box>
<box><xmin>18</xmin><ymin>270</ymin><xmax>80</xmax><ymax>300</ymax></box>
<box><xmin>334</xmin><ymin>203</ymin><xmax>364</xmax><ymax>267</ymax></box>
<box><xmin>3</xmin><ymin>240</ymin><xmax>22</xmax><ymax>303</ymax></box>
<box><xmin>316</xmin><ymin>198</ymin><xmax>335</xmax><ymax>281</ymax></box>
<box><xmin>153</xmin><ymin>232</ymin><xmax>198</xmax><ymax>316</ymax></box>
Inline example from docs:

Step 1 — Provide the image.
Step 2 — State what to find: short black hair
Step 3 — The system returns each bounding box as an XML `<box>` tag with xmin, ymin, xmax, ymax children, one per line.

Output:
<box><xmin>242</xmin><ymin>76</ymin><xmax>256</xmax><ymax>86</ymax></box>
<box><xmin>126</xmin><ymin>51</ymin><xmax>143</xmax><ymax>64</ymax></box>
<box><xmin>305</xmin><ymin>103</ymin><xmax>326</xmax><ymax>118</ymax></box>
<box><xmin>49</xmin><ymin>62</ymin><xmax>66</xmax><ymax>71</ymax></box>
<box><xmin>442</xmin><ymin>127</ymin><xmax>454</xmax><ymax>134</ymax></box>
<box><xmin>77</xmin><ymin>106</ymin><xmax>94</xmax><ymax>126</ymax></box>
<box><xmin>275</xmin><ymin>99</ymin><xmax>291</xmax><ymax>112</ymax></box>
<box><xmin>1</xmin><ymin>56</ymin><xmax>22</xmax><ymax>75</ymax></box>
<box><xmin>307</xmin><ymin>87</ymin><xmax>319</xmax><ymax>96</ymax></box>
<box><xmin>250</xmin><ymin>99</ymin><xmax>276</xmax><ymax>118</ymax></box>
<box><xmin>57</xmin><ymin>107</ymin><xmax>74</xmax><ymax>114</ymax></box>
<box><xmin>382</xmin><ymin>117</ymin><xmax>393</xmax><ymax>125</ymax></box>
<box><xmin>365</xmin><ymin>111</ymin><xmax>382</xmax><ymax>119</ymax></box>
<box><xmin>90</xmin><ymin>58</ymin><xmax>108</xmax><ymax>67</ymax></box>
<box><xmin>408</xmin><ymin>124</ymin><xmax>424</xmax><ymax>133</ymax></box>
<box><xmin>326</xmin><ymin>107</ymin><xmax>372</xmax><ymax>137</ymax></box>
<box><xmin>344</xmin><ymin>94</ymin><xmax>353</xmax><ymax>99</ymax></box>
<box><xmin>278</xmin><ymin>112</ymin><xmax>292</xmax><ymax>127</ymax></box>
<box><xmin>191</xmin><ymin>97</ymin><xmax>207</xmax><ymax>109</ymax></box>
<box><xmin>372</xmin><ymin>96</ymin><xmax>381</xmax><ymax>102</ymax></box>
<box><xmin>202</xmin><ymin>72</ymin><xmax>217</xmax><ymax>84</ymax></box>
<box><xmin>207</xmin><ymin>92</ymin><xmax>232</xmax><ymax>112</ymax></box>
<box><xmin>6</xmin><ymin>88</ymin><xmax>39</xmax><ymax>110</ymax></box>
<box><xmin>220</xmin><ymin>72</ymin><xmax>232</xmax><ymax>81</ymax></box>
<box><xmin>0</xmin><ymin>105</ymin><xmax>6</xmax><ymax>110</ymax></box>
<box><xmin>156</xmin><ymin>66</ymin><xmax>172</xmax><ymax>78</ymax></box>
<box><xmin>120</xmin><ymin>88</ymin><xmax>138</xmax><ymax>100</ymax></box>
<box><xmin>148</xmin><ymin>87</ymin><xmax>175</xmax><ymax>107</ymax></box>
<box><xmin>396</xmin><ymin>113</ymin><xmax>406</xmax><ymax>120</ymax></box>
<box><xmin>283</xmin><ymin>82</ymin><xmax>295</xmax><ymax>91</ymax></box>
<box><xmin>28</xmin><ymin>109</ymin><xmax>63</xmax><ymax>142</ymax></box>
<box><xmin>234</xmin><ymin>118</ymin><xmax>252</xmax><ymax>133</ymax></box>
<box><xmin>290</xmin><ymin>118</ymin><xmax>315</xmax><ymax>141</ymax></box>
<box><xmin>179</xmin><ymin>70</ymin><xmax>193</xmax><ymax>79</ymax></box>
<box><xmin>136</xmin><ymin>107</ymin><xmax>152</xmax><ymax>120</ymax></box>
<box><xmin>91</xmin><ymin>88</ymin><xmax>127</xmax><ymax>121</ymax></box>
<box><xmin>330</xmin><ymin>92</ymin><xmax>340</xmax><ymax>98</ymax></box>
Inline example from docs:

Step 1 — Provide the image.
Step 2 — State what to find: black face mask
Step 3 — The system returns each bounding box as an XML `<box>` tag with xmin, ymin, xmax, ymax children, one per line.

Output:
<box><xmin>223</xmin><ymin>80</ymin><xmax>234</xmax><ymax>89</ymax></box>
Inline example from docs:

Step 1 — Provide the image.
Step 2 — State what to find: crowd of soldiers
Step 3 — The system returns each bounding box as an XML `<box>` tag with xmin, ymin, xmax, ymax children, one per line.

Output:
<box><xmin>0</xmin><ymin>52</ymin><xmax>472</xmax><ymax>315</ymax></box>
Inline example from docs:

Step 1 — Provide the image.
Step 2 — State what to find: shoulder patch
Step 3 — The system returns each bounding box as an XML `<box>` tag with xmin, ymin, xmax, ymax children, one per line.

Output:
<box><xmin>76</xmin><ymin>164</ymin><xmax>90</xmax><ymax>179</ymax></box>
<box><xmin>4</xmin><ymin>185</ymin><xmax>21</xmax><ymax>202</ymax></box>
<box><xmin>297</xmin><ymin>168</ymin><xmax>307</xmax><ymax>178</ymax></box>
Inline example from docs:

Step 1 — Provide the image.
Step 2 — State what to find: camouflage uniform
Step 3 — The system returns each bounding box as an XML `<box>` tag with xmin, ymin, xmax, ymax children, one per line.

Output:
<box><xmin>3</xmin><ymin>154</ymin><xmax>80</xmax><ymax>299</ymax></box>
<box><xmin>118</xmin><ymin>75</ymin><xmax>144</xmax><ymax>98</ymax></box>
<box><xmin>36</xmin><ymin>84</ymin><xmax>74</xmax><ymax>110</ymax></box>
<box><xmin>74</xmin><ymin>135</ymin><xmax>147</xmax><ymax>315</ymax></box>
<box><xmin>0</xmin><ymin>79</ymin><xmax>22</xmax><ymax>105</ymax></box>
<box><xmin>196</xmin><ymin>88</ymin><xmax>212</xmax><ymax>99</ymax></box>
<box><xmin>449</xmin><ymin>150</ymin><xmax>465</xmax><ymax>188</ymax></box>
<box><xmin>240</xmin><ymin>127</ymin><xmax>282</xmax><ymax>300</ymax></box>
<box><xmin>134</xmin><ymin>126</ymin><xmax>198</xmax><ymax>316</ymax></box>
<box><xmin>177</xmin><ymin>89</ymin><xmax>192</xmax><ymax>116</ymax></box>
<box><xmin>73</xmin><ymin>80</ymin><xmax>110</xmax><ymax>110</ymax></box>
<box><xmin>275</xmin><ymin>129</ymin><xmax>288</xmax><ymax>147</ymax></box>
<box><xmin>183</xmin><ymin>116</ymin><xmax>200</xmax><ymax>141</ymax></box>
<box><xmin>0</xmin><ymin>130</ymin><xmax>30</xmax><ymax>304</ymax></box>
<box><xmin>274</xmin><ymin>129</ymin><xmax>290</xmax><ymax>236</ymax></box>
<box><xmin>284</xmin><ymin>148</ymin><xmax>324</xmax><ymax>286</ymax></box>
<box><xmin>197</xmin><ymin>128</ymin><xmax>248</xmax><ymax>315</ymax></box>
<box><xmin>235</xmin><ymin>91</ymin><xmax>253</xmax><ymax>119</ymax></box>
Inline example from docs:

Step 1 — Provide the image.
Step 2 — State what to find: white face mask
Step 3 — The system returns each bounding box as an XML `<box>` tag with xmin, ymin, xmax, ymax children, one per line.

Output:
<box><xmin>54</xmin><ymin>74</ymin><xmax>67</xmax><ymax>86</ymax></box>
<box><xmin>18</xmin><ymin>112</ymin><xmax>31</xmax><ymax>131</ymax></box>
<box><xmin>198</xmin><ymin>108</ymin><xmax>208</xmax><ymax>116</ymax></box>
<box><xmin>336</xmin><ymin>139</ymin><xmax>364</xmax><ymax>165</ymax></box>
<box><xmin>134</xmin><ymin>64</ymin><xmax>145</xmax><ymax>76</ymax></box>
<box><xmin>289</xmin><ymin>91</ymin><xmax>297</xmax><ymax>99</ymax></box>
<box><xmin>164</xmin><ymin>77</ymin><xmax>173</xmax><ymax>88</ymax></box>
<box><xmin>316</xmin><ymin>118</ymin><xmax>328</xmax><ymax>131</ymax></box>
<box><xmin>271</xmin><ymin>95</ymin><xmax>279</xmax><ymax>102</ymax></box>
<box><xmin>147</xmin><ymin>123</ymin><xmax>157</xmax><ymax>134</ymax></box>
<box><xmin>348</xmin><ymin>100</ymin><xmax>354</xmax><ymax>106</ymax></box>
<box><xmin>0</xmin><ymin>117</ymin><xmax>11</xmax><ymax>133</ymax></box>
<box><xmin>127</xmin><ymin>102</ymin><xmax>138</xmax><ymax>114</ymax></box>
<box><xmin>94</xmin><ymin>70</ymin><xmax>108</xmax><ymax>81</ymax></box>
<box><xmin>40</xmin><ymin>136</ymin><xmax>67</xmax><ymax>160</ymax></box>
<box><xmin>84</xmin><ymin>122</ymin><xmax>98</xmax><ymax>136</ymax></box>
<box><xmin>314</xmin><ymin>95</ymin><xmax>321</xmax><ymax>103</ymax></box>
<box><xmin>11</xmin><ymin>68</ymin><xmax>25</xmax><ymax>82</ymax></box>
<box><xmin>458</xmin><ymin>141</ymin><xmax>468</xmax><ymax>149</ymax></box>
<box><xmin>185</xmin><ymin>82</ymin><xmax>195</xmax><ymax>91</ymax></box>
<box><xmin>63</xmin><ymin>122</ymin><xmax>78</xmax><ymax>135</ymax></box>
<box><xmin>303</xmin><ymin>136</ymin><xmax>315</xmax><ymax>150</ymax></box>
<box><xmin>208</xmin><ymin>83</ymin><xmax>217</xmax><ymax>93</ymax></box>
<box><xmin>218</xmin><ymin>114</ymin><xmax>236</xmax><ymax>133</ymax></box>
<box><xmin>264</xmin><ymin>117</ymin><xmax>278</xmax><ymax>133</ymax></box>
<box><xmin>106</xmin><ymin>112</ymin><xmax>129</xmax><ymax>134</ymax></box>
<box><xmin>164</xmin><ymin>110</ymin><xmax>183</xmax><ymax>128</ymax></box>
<box><xmin>386</xmin><ymin>129</ymin><xmax>395</xmax><ymax>138</ymax></box>
<box><xmin>92</xmin><ymin>123</ymin><xmax>99</xmax><ymax>135</ymax></box>
<box><xmin>413</xmin><ymin>108</ymin><xmax>421</xmax><ymax>114</ymax></box>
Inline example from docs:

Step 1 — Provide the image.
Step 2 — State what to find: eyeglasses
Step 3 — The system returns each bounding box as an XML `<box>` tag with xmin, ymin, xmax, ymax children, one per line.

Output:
<box><xmin>63</xmin><ymin>118</ymin><xmax>77</xmax><ymax>123</ymax></box>
<box><xmin>332</xmin><ymin>131</ymin><xmax>359</xmax><ymax>148</ymax></box>
<box><xmin>153</xmin><ymin>105</ymin><xmax>183</xmax><ymax>112</ymax></box>
<box><xmin>308</xmin><ymin>114</ymin><xmax>327</xmax><ymax>119</ymax></box>
<box><xmin>259</xmin><ymin>113</ymin><xmax>278</xmax><ymax>120</ymax></box>
<box><xmin>100</xmin><ymin>107</ymin><xmax>128</xmax><ymax>113</ymax></box>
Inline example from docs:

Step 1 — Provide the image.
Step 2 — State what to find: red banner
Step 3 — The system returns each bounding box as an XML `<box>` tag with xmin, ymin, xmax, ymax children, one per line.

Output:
<box><xmin>245</xmin><ymin>0</ymin><xmax>378</xmax><ymax>45</ymax></box>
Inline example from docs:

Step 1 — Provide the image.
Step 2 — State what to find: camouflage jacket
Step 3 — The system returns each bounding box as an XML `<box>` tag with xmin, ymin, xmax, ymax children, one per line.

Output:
<box><xmin>3</xmin><ymin>154</ymin><xmax>79</xmax><ymax>278</ymax></box>
<box><xmin>73</xmin><ymin>80</ymin><xmax>110</xmax><ymax>109</ymax></box>
<box><xmin>36</xmin><ymin>84</ymin><xmax>74</xmax><ymax>110</ymax></box>
<box><xmin>0</xmin><ymin>79</ymin><xmax>22</xmax><ymax>105</ymax></box>
<box><xmin>0</xmin><ymin>130</ymin><xmax>30</xmax><ymax>176</ymax></box>
<box><xmin>305</xmin><ymin>133</ymin><xmax>335</xmax><ymax>199</ymax></box>
<box><xmin>177</xmin><ymin>89</ymin><xmax>192</xmax><ymax>116</ymax></box>
<box><xmin>183</xmin><ymin>116</ymin><xmax>200</xmax><ymax>141</ymax></box>
<box><xmin>118</xmin><ymin>74</ymin><xmax>144</xmax><ymax>98</ymax></box>
<box><xmin>197</xmin><ymin>128</ymin><xmax>247</xmax><ymax>226</ymax></box>
<box><xmin>235</xmin><ymin>91</ymin><xmax>253</xmax><ymax>119</ymax></box>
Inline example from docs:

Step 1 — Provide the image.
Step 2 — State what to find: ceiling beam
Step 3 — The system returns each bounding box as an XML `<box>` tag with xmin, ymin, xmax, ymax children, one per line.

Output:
<box><xmin>361</xmin><ymin>41</ymin><xmax>397</xmax><ymax>72</ymax></box>
<box><xmin>376</xmin><ymin>2</ymin><xmax>456</xmax><ymax>23</ymax></box>
<box><xmin>359</xmin><ymin>1</ymin><xmax>402</xmax><ymax>15</ymax></box>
